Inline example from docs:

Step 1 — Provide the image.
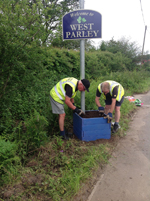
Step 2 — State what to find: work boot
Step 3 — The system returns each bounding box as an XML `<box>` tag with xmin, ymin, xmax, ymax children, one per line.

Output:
<box><xmin>64</xmin><ymin>128</ymin><xmax>73</xmax><ymax>139</ymax></box>
<box><xmin>66</xmin><ymin>132</ymin><xmax>73</xmax><ymax>138</ymax></box>
<box><xmin>61</xmin><ymin>134</ymin><xmax>69</xmax><ymax>140</ymax></box>
<box><xmin>112</xmin><ymin>123</ymin><xmax>119</xmax><ymax>133</ymax></box>
<box><xmin>60</xmin><ymin>131</ymin><xmax>69</xmax><ymax>140</ymax></box>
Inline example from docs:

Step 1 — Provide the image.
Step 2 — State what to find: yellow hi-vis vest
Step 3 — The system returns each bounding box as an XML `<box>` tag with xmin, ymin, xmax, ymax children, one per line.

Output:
<box><xmin>98</xmin><ymin>80</ymin><xmax>124</xmax><ymax>101</ymax></box>
<box><xmin>50</xmin><ymin>77</ymin><xmax>78</xmax><ymax>104</ymax></box>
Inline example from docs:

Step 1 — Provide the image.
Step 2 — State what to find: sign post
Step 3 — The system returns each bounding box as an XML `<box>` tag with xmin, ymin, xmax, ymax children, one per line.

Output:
<box><xmin>80</xmin><ymin>0</ymin><xmax>85</xmax><ymax>112</ymax></box>
<box><xmin>62</xmin><ymin>2</ymin><xmax>102</xmax><ymax>112</ymax></box>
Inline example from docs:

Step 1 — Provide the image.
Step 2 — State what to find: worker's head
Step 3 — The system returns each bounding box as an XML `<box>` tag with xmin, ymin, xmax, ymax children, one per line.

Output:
<box><xmin>101</xmin><ymin>82</ymin><xmax>110</xmax><ymax>95</ymax></box>
<box><xmin>78</xmin><ymin>79</ymin><xmax>90</xmax><ymax>92</ymax></box>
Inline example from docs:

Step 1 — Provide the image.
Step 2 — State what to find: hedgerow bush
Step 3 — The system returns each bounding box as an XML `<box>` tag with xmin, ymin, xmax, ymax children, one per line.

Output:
<box><xmin>0</xmin><ymin>47</ymin><xmax>149</xmax><ymax>137</ymax></box>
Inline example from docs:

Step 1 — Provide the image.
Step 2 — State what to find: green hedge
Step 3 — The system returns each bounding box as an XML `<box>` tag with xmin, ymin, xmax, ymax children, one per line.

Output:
<box><xmin>0</xmin><ymin>47</ymin><xmax>150</xmax><ymax>145</ymax></box>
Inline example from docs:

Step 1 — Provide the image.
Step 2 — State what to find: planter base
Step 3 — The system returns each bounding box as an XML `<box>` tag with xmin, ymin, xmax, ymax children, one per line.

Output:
<box><xmin>73</xmin><ymin>110</ymin><xmax>111</xmax><ymax>141</ymax></box>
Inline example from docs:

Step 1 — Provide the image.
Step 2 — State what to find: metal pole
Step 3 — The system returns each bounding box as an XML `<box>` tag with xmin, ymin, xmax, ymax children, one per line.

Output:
<box><xmin>79</xmin><ymin>0</ymin><xmax>85</xmax><ymax>112</ymax></box>
<box><xmin>142</xmin><ymin>25</ymin><xmax>147</xmax><ymax>55</ymax></box>
<box><xmin>141</xmin><ymin>25</ymin><xmax>147</xmax><ymax>67</ymax></box>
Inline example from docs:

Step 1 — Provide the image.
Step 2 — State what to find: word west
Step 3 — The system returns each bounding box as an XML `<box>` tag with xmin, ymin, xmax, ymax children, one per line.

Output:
<box><xmin>65</xmin><ymin>23</ymin><xmax>99</xmax><ymax>39</ymax></box>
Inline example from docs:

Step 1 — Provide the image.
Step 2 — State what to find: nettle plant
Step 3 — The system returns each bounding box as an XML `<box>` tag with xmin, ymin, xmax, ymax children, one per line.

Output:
<box><xmin>12</xmin><ymin>109</ymin><xmax>49</xmax><ymax>155</ymax></box>
<box><xmin>0</xmin><ymin>137</ymin><xmax>20</xmax><ymax>184</ymax></box>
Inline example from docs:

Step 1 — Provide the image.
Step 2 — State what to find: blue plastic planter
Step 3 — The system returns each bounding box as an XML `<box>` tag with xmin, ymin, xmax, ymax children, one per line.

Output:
<box><xmin>73</xmin><ymin>110</ymin><xmax>111</xmax><ymax>141</ymax></box>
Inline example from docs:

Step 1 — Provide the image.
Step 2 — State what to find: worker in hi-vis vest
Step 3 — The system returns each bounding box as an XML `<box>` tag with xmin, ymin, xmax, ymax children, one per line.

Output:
<box><xmin>50</xmin><ymin>77</ymin><xmax>90</xmax><ymax>139</ymax></box>
<box><xmin>95</xmin><ymin>80</ymin><xmax>124</xmax><ymax>133</ymax></box>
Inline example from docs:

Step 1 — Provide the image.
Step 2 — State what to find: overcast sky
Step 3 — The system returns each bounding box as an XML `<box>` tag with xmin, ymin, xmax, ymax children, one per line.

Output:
<box><xmin>84</xmin><ymin>0</ymin><xmax>150</xmax><ymax>54</ymax></box>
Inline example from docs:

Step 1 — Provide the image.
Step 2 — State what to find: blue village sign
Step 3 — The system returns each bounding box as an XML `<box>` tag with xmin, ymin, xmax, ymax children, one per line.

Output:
<box><xmin>62</xmin><ymin>9</ymin><xmax>102</xmax><ymax>40</ymax></box>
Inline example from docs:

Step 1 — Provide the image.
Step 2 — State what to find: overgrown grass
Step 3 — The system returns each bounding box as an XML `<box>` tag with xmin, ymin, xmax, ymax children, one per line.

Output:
<box><xmin>0</xmin><ymin>137</ymin><xmax>111</xmax><ymax>201</ymax></box>
<box><xmin>1</xmin><ymin>71</ymin><xmax>150</xmax><ymax>200</ymax></box>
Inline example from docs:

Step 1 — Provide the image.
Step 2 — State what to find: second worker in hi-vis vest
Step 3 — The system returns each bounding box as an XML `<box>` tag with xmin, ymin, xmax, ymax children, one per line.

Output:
<box><xmin>50</xmin><ymin>77</ymin><xmax>90</xmax><ymax>140</ymax></box>
<box><xmin>95</xmin><ymin>80</ymin><xmax>124</xmax><ymax>133</ymax></box>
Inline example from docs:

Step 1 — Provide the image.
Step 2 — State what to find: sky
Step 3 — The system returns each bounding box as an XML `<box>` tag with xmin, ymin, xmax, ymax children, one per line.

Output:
<box><xmin>84</xmin><ymin>0</ymin><xmax>150</xmax><ymax>54</ymax></box>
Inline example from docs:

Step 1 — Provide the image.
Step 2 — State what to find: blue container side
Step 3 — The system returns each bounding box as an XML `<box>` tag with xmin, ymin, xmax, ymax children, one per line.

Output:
<box><xmin>73</xmin><ymin>112</ymin><xmax>82</xmax><ymax>126</ymax></box>
<box><xmin>73</xmin><ymin>126</ymin><xmax>83</xmax><ymax>140</ymax></box>
<box><xmin>81</xmin><ymin>122</ymin><xmax>111</xmax><ymax>131</ymax></box>
<box><xmin>73</xmin><ymin>111</ymin><xmax>111</xmax><ymax>141</ymax></box>
<box><xmin>82</xmin><ymin>117</ymin><xmax>108</xmax><ymax>125</ymax></box>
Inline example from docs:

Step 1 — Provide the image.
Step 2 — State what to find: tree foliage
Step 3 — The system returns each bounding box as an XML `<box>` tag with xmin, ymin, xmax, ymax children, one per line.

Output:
<box><xmin>99</xmin><ymin>37</ymin><xmax>142</xmax><ymax>69</ymax></box>
<box><xmin>0</xmin><ymin>0</ymin><xmax>79</xmax><ymax>45</ymax></box>
<box><xmin>0</xmin><ymin>0</ymin><xmax>79</xmax><ymax>99</ymax></box>
<box><xmin>0</xmin><ymin>0</ymin><xmax>78</xmax><ymax>135</ymax></box>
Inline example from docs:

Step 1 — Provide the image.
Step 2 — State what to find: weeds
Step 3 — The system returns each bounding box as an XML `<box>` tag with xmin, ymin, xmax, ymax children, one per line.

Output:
<box><xmin>10</xmin><ymin>109</ymin><xmax>48</xmax><ymax>156</ymax></box>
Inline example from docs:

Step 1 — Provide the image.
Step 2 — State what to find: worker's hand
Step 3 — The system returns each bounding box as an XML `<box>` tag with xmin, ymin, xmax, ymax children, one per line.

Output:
<box><xmin>107</xmin><ymin>112</ymin><xmax>112</xmax><ymax>123</ymax></box>
<box><xmin>103</xmin><ymin>113</ymin><xmax>107</xmax><ymax>117</ymax></box>
<box><xmin>73</xmin><ymin>107</ymin><xmax>84</xmax><ymax>116</ymax></box>
<box><xmin>98</xmin><ymin>106</ymin><xmax>104</xmax><ymax>114</ymax></box>
<box><xmin>108</xmin><ymin>112</ymin><xmax>112</xmax><ymax>118</ymax></box>
<box><xmin>104</xmin><ymin>112</ymin><xmax>112</xmax><ymax>123</ymax></box>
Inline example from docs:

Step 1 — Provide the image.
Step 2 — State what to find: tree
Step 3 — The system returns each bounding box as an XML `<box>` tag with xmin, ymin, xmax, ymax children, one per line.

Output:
<box><xmin>0</xmin><ymin>0</ymin><xmax>79</xmax><ymax>134</ymax></box>
<box><xmin>0</xmin><ymin>0</ymin><xmax>79</xmax><ymax>99</ymax></box>
<box><xmin>98</xmin><ymin>37</ymin><xmax>142</xmax><ymax>70</ymax></box>
<box><xmin>99</xmin><ymin>37</ymin><xmax>141</xmax><ymax>59</ymax></box>
<box><xmin>0</xmin><ymin>0</ymin><xmax>79</xmax><ymax>45</ymax></box>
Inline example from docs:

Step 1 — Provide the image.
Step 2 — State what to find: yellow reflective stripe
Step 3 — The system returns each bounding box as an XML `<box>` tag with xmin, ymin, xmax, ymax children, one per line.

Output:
<box><xmin>54</xmin><ymin>85</ymin><xmax>63</xmax><ymax>100</ymax></box>
<box><xmin>60</xmin><ymin>81</ymin><xmax>66</xmax><ymax>97</ymax></box>
<box><xmin>100</xmin><ymin>84</ymin><xmax>102</xmax><ymax>93</ymax></box>
<box><xmin>64</xmin><ymin>80</ymin><xmax>76</xmax><ymax>87</ymax></box>
<box><xmin>110</xmin><ymin>81</ymin><xmax>118</xmax><ymax>91</ymax></box>
<box><xmin>54</xmin><ymin>80</ymin><xmax>76</xmax><ymax>101</ymax></box>
<box><xmin>118</xmin><ymin>86</ymin><xmax>121</xmax><ymax>101</ymax></box>
<box><xmin>110</xmin><ymin>82</ymin><xmax>122</xmax><ymax>101</ymax></box>
<box><xmin>60</xmin><ymin>80</ymin><xmax>76</xmax><ymax>96</ymax></box>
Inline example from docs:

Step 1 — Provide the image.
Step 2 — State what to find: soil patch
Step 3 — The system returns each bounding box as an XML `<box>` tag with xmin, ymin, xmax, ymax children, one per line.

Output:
<box><xmin>80</xmin><ymin>111</ymin><xmax>104</xmax><ymax>118</ymax></box>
